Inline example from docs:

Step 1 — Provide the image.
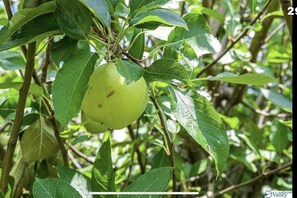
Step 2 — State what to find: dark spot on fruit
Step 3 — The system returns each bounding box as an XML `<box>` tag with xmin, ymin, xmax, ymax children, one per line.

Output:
<box><xmin>98</xmin><ymin>104</ymin><xmax>102</xmax><ymax>108</ymax></box>
<box><xmin>106</xmin><ymin>90</ymin><xmax>115</xmax><ymax>98</ymax></box>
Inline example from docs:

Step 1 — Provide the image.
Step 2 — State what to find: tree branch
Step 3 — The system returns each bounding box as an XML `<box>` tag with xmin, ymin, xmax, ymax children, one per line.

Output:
<box><xmin>68</xmin><ymin>144</ymin><xmax>94</xmax><ymax>164</ymax></box>
<box><xmin>41</xmin><ymin>39</ymin><xmax>52</xmax><ymax>84</ymax></box>
<box><xmin>249</xmin><ymin>0</ymin><xmax>279</xmax><ymax>62</ymax></box>
<box><xmin>278</xmin><ymin>0</ymin><xmax>292</xmax><ymax>38</ymax></box>
<box><xmin>0</xmin><ymin>43</ymin><xmax>36</xmax><ymax>194</ymax></box>
<box><xmin>196</xmin><ymin>0</ymin><xmax>273</xmax><ymax>78</ymax></box>
<box><xmin>214</xmin><ymin>162</ymin><xmax>292</xmax><ymax>197</ymax></box>
<box><xmin>0</xmin><ymin>142</ymin><xmax>5</xmax><ymax>162</ymax></box>
<box><xmin>264</xmin><ymin>22</ymin><xmax>286</xmax><ymax>42</ymax></box>
<box><xmin>150</xmin><ymin>95</ymin><xmax>177</xmax><ymax>193</ymax></box>
<box><xmin>3</xmin><ymin>0</ymin><xmax>13</xmax><ymax>20</ymax></box>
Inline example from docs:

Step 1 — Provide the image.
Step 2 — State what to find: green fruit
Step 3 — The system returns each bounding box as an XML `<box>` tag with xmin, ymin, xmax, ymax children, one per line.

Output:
<box><xmin>81</xmin><ymin>62</ymin><xmax>148</xmax><ymax>129</ymax></box>
<box><xmin>81</xmin><ymin>111</ymin><xmax>108</xmax><ymax>133</ymax></box>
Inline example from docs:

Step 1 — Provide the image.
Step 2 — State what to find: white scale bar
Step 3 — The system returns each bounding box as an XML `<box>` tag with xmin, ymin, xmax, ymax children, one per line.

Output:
<box><xmin>89</xmin><ymin>192</ymin><xmax>199</xmax><ymax>195</ymax></box>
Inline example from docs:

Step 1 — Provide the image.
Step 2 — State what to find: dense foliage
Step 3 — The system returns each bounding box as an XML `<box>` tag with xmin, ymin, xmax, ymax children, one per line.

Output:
<box><xmin>0</xmin><ymin>0</ymin><xmax>292</xmax><ymax>197</ymax></box>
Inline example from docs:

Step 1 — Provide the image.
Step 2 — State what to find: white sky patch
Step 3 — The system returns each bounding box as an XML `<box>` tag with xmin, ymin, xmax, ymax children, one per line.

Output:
<box><xmin>147</xmin><ymin>26</ymin><xmax>174</xmax><ymax>41</ymax></box>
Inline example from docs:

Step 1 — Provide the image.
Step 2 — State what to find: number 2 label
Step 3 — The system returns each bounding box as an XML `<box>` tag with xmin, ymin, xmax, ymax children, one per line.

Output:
<box><xmin>288</xmin><ymin>7</ymin><xmax>297</xmax><ymax>15</ymax></box>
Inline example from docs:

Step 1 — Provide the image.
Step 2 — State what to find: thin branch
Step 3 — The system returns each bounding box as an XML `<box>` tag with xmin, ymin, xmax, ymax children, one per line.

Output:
<box><xmin>214</xmin><ymin>162</ymin><xmax>292</xmax><ymax>197</ymax></box>
<box><xmin>196</xmin><ymin>0</ymin><xmax>273</xmax><ymax>78</ymax></box>
<box><xmin>150</xmin><ymin>95</ymin><xmax>177</xmax><ymax>192</ymax></box>
<box><xmin>122</xmin><ymin>50</ymin><xmax>142</xmax><ymax>64</ymax></box>
<box><xmin>0</xmin><ymin>43</ymin><xmax>36</xmax><ymax>194</ymax></box>
<box><xmin>68</xmin><ymin>150</ymin><xmax>82</xmax><ymax>169</ymax></box>
<box><xmin>3</xmin><ymin>0</ymin><xmax>13</xmax><ymax>20</ymax></box>
<box><xmin>41</xmin><ymin>40</ymin><xmax>52</xmax><ymax>83</ymax></box>
<box><xmin>264</xmin><ymin>22</ymin><xmax>286</xmax><ymax>42</ymax></box>
<box><xmin>180</xmin><ymin>1</ymin><xmax>186</xmax><ymax>16</ymax></box>
<box><xmin>68</xmin><ymin>144</ymin><xmax>94</xmax><ymax>164</ymax></box>
<box><xmin>249</xmin><ymin>0</ymin><xmax>279</xmax><ymax>62</ymax></box>
<box><xmin>241</xmin><ymin>101</ymin><xmax>289</xmax><ymax>118</ymax></box>
<box><xmin>0</xmin><ymin>142</ymin><xmax>5</xmax><ymax>161</ymax></box>
<box><xmin>49</xmin><ymin>116</ymin><xmax>69</xmax><ymax>167</ymax></box>
<box><xmin>278</xmin><ymin>0</ymin><xmax>292</xmax><ymax>38</ymax></box>
<box><xmin>127</xmin><ymin>125</ymin><xmax>146</xmax><ymax>174</ymax></box>
<box><xmin>123</xmin><ymin>140</ymin><xmax>136</xmax><ymax>189</ymax></box>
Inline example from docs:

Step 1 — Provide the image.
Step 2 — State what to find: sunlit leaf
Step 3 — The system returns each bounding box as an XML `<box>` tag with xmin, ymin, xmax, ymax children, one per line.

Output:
<box><xmin>32</xmin><ymin>178</ymin><xmax>81</xmax><ymax>197</ymax></box>
<box><xmin>144</xmin><ymin>59</ymin><xmax>190</xmax><ymax>83</ymax></box>
<box><xmin>207</xmin><ymin>72</ymin><xmax>276</xmax><ymax>86</ymax></box>
<box><xmin>170</xmin><ymin>87</ymin><xmax>229</xmax><ymax>175</ymax></box>
<box><xmin>52</xmin><ymin>50</ymin><xmax>97</xmax><ymax>126</ymax></box>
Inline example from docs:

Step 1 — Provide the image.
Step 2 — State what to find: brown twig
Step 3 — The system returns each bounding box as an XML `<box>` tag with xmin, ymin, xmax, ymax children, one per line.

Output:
<box><xmin>265</xmin><ymin>22</ymin><xmax>286</xmax><ymax>43</ymax></box>
<box><xmin>68</xmin><ymin>144</ymin><xmax>94</xmax><ymax>164</ymax></box>
<box><xmin>41</xmin><ymin>39</ymin><xmax>52</xmax><ymax>83</ymax></box>
<box><xmin>150</xmin><ymin>95</ymin><xmax>177</xmax><ymax>193</ymax></box>
<box><xmin>278</xmin><ymin>0</ymin><xmax>292</xmax><ymax>38</ymax></box>
<box><xmin>3</xmin><ymin>0</ymin><xmax>13</xmax><ymax>20</ymax></box>
<box><xmin>68</xmin><ymin>151</ymin><xmax>82</xmax><ymax>169</ymax></box>
<box><xmin>49</xmin><ymin>116</ymin><xmax>69</xmax><ymax>167</ymax></box>
<box><xmin>241</xmin><ymin>101</ymin><xmax>289</xmax><ymax>118</ymax></box>
<box><xmin>0</xmin><ymin>142</ymin><xmax>5</xmax><ymax>161</ymax></box>
<box><xmin>0</xmin><ymin>43</ymin><xmax>36</xmax><ymax>193</ymax></box>
<box><xmin>122</xmin><ymin>50</ymin><xmax>142</xmax><ymax>64</ymax></box>
<box><xmin>196</xmin><ymin>0</ymin><xmax>273</xmax><ymax>78</ymax></box>
<box><xmin>214</xmin><ymin>162</ymin><xmax>292</xmax><ymax>197</ymax></box>
<box><xmin>127</xmin><ymin>125</ymin><xmax>146</xmax><ymax>174</ymax></box>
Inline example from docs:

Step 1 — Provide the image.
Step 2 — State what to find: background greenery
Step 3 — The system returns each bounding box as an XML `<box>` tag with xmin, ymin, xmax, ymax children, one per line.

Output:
<box><xmin>0</xmin><ymin>0</ymin><xmax>292</xmax><ymax>197</ymax></box>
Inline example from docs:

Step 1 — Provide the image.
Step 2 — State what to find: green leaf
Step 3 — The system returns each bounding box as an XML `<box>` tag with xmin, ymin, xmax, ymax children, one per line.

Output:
<box><xmin>261</xmin><ymin>11</ymin><xmax>284</xmax><ymax>21</ymax></box>
<box><xmin>229</xmin><ymin>146</ymin><xmax>257</xmax><ymax>172</ymax></box>
<box><xmin>129</xmin><ymin>0</ymin><xmax>169</xmax><ymax>17</ymax></box>
<box><xmin>281</xmin><ymin>120</ymin><xmax>292</xmax><ymax>129</ymax></box>
<box><xmin>20</xmin><ymin>117</ymin><xmax>59</xmax><ymax>163</ymax></box>
<box><xmin>51</xmin><ymin>36</ymin><xmax>79</xmax><ymax>66</ymax></box>
<box><xmin>92</xmin><ymin>138</ymin><xmax>116</xmax><ymax>194</ymax></box>
<box><xmin>270</xmin><ymin>120</ymin><xmax>290</xmax><ymax>154</ymax></box>
<box><xmin>0</xmin><ymin>13</ymin><xmax>61</xmax><ymax>51</ymax></box>
<box><xmin>52</xmin><ymin>50</ymin><xmax>97</xmax><ymax>127</ymax></box>
<box><xmin>144</xmin><ymin>59</ymin><xmax>190</xmax><ymax>83</ymax></box>
<box><xmin>0</xmin><ymin>1</ymin><xmax>57</xmax><ymax>44</ymax></box>
<box><xmin>165</xmin><ymin>13</ymin><xmax>220</xmax><ymax>58</ymax></box>
<box><xmin>130</xmin><ymin>9</ymin><xmax>187</xmax><ymax>29</ymax></box>
<box><xmin>0</xmin><ymin>97</ymin><xmax>19</xmax><ymax>119</ymax></box>
<box><xmin>191</xmin><ymin>6</ymin><xmax>225</xmax><ymax>24</ymax></box>
<box><xmin>261</xmin><ymin>88</ymin><xmax>292</xmax><ymax>112</ymax></box>
<box><xmin>219</xmin><ymin>114</ymin><xmax>240</xmax><ymax>129</ymax></box>
<box><xmin>237</xmin><ymin>133</ymin><xmax>261</xmax><ymax>157</ymax></box>
<box><xmin>207</xmin><ymin>72</ymin><xmax>276</xmax><ymax>86</ymax></box>
<box><xmin>55</xmin><ymin>0</ymin><xmax>92</xmax><ymax>40</ymax></box>
<box><xmin>170</xmin><ymin>87</ymin><xmax>229</xmax><ymax>175</ymax></box>
<box><xmin>80</xmin><ymin>0</ymin><xmax>111</xmax><ymax>28</ymax></box>
<box><xmin>0</xmin><ymin>51</ymin><xmax>25</xmax><ymax>70</ymax></box>
<box><xmin>56</xmin><ymin>166</ymin><xmax>92</xmax><ymax>197</ymax></box>
<box><xmin>32</xmin><ymin>178</ymin><xmax>81</xmax><ymax>197</ymax></box>
<box><xmin>0</xmin><ymin>82</ymin><xmax>43</xmax><ymax>95</ymax></box>
<box><xmin>150</xmin><ymin>149</ymin><xmax>170</xmax><ymax>169</ymax></box>
<box><xmin>128</xmin><ymin>28</ymin><xmax>145</xmax><ymax>60</ymax></box>
<box><xmin>115</xmin><ymin>60</ymin><xmax>144</xmax><ymax>85</ymax></box>
<box><xmin>121</xmin><ymin>167</ymin><xmax>172</xmax><ymax>197</ymax></box>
